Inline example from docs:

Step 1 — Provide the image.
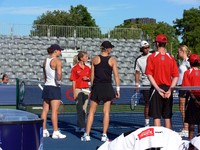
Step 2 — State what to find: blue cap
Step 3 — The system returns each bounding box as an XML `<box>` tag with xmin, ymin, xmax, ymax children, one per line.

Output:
<box><xmin>49</xmin><ymin>44</ymin><xmax>64</xmax><ymax>51</ymax></box>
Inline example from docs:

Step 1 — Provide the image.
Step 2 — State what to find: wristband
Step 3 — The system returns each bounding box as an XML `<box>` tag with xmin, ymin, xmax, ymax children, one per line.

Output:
<box><xmin>116</xmin><ymin>86</ymin><xmax>120</xmax><ymax>91</ymax></box>
<box><xmin>135</xmin><ymin>83</ymin><xmax>139</xmax><ymax>86</ymax></box>
<box><xmin>56</xmin><ymin>80</ymin><xmax>62</xmax><ymax>85</ymax></box>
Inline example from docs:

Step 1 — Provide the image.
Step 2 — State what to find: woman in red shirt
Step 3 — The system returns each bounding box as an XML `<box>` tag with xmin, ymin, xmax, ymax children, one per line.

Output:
<box><xmin>70</xmin><ymin>51</ymin><xmax>91</xmax><ymax>133</ymax></box>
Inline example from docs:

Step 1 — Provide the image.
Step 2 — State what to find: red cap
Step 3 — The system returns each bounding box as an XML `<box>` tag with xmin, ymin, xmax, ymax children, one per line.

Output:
<box><xmin>155</xmin><ymin>34</ymin><xmax>168</xmax><ymax>43</ymax></box>
<box><xmin>189</xmin><ymin>54</ymin><xmax>200</xmax><ymax>64</ymax></box>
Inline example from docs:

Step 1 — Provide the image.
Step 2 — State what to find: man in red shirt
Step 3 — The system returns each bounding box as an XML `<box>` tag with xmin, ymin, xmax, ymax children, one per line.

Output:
<box><xmin>145</xmin><ymin>34</ymin><xmax>179</xmax><ymax>129</ymax></box>
<box><xmin>182</xmin><ymin>54</ymin><xmax>200</xmax><ymax>140</ymax></box>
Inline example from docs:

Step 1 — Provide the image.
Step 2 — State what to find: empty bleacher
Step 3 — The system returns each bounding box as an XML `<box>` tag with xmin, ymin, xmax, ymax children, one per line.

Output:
<box><xmin>0</xmin><ymin>35</ymin><xmax>141</xmax><ymax>85</ymax></box>
<box><xmin>0</xmin><ymin>25</ymin><xmax>144</xmax><ymax>85</ymax></box>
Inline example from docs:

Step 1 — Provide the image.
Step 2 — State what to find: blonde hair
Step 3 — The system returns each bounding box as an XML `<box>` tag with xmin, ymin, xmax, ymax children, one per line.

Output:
<box><xmin>73</xmin><ymin>51</ymin><xmax>88</xmax><ymax>65</ymax></box>
<box><xmin>179</xmin><ymin>45</ymin><xmax>191</xmax><ymax>57</ymax></box>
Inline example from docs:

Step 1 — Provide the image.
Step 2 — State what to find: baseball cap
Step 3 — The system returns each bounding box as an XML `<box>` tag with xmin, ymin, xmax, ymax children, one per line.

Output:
<box><xmin>140</xmin><ymin>40</ymin><xmax>149</xmax><ymax>48</ymax></box>
<box><xmin>101</xmin><ymin>41</ymin><xmax>114</xmax><ymax>48</ymax></box>
<box><xmin>189</xmin><ymin>54</ymin><xmax>200</xmax><ymax>64</ymax></box>
<box><xmin>155</xmin><ymin>34</ymin><xmax>168</xmax><ymax>43</ymax></box>
<box><xmin>49</xmin><ymin>44</ymin><xmax>64</xmax><ymax>51</ymax></box>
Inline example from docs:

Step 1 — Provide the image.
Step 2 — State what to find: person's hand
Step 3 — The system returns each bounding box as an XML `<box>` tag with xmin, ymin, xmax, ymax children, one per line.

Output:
<box><xmin>135</xmin><ymin>85</ymin><xmax>140</xmax><ymax>93</ymax></box>
<box><xmin>116</xmin><ymin>91</ymin><xmax>120</xmax><ymax>99</ymax></box>
<box><xmin>157</xmin><ymin>88</ymin><xmax>166</xmax><ymax>98</ymax></box>
<box><xmin>82</xmin><ymin>76</ymin><xmax>89</xmax><ymax>81</ymax></box>
<box><xmin>164</xmin><ymin>89</ymin><xmax>172</xmax><ymax>99</ymax></box>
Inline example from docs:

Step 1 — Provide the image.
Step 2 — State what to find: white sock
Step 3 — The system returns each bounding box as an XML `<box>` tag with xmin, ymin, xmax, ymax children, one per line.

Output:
<box><xmin>145</xmin><ymin>119</ymin><xmax>150</xmax><ymax>125</ymax></box>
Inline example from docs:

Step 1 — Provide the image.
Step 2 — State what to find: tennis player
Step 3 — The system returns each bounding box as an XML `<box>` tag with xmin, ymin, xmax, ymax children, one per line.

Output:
<box><xmin>177</xmin><ymin>45</ymin><xmax>191</xmax><ymax>137</ymax></box>
<box><xmin>41</xmin><ymin>44</ymin><xmax>66</xmax><ymax>139</ymax></box>
<box><xmin>134</xmin><ymin>40</ymin><xmax>151</xmax><ymax>126</ymax></box>
<box><xmin>145</xmin><ymin>34</ymin><xmax>179</xmax><ymax>129</ymax></box>
<box><xmin>81</xmin><ymin>41</ymin><xmax>120</xmax><ymax>142</ymax></box>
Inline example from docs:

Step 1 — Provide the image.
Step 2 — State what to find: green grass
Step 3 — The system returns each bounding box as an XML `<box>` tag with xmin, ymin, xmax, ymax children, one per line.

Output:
<box><xmin>20</xmin><ymin>103</ymin><xmax>180</xmax><ymax>115</ymax></box>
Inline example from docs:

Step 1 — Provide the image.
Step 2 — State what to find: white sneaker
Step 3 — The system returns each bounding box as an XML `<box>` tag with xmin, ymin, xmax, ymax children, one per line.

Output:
<box><xmin>52</xmin><ymin>131</ymin><xmax>66</xmax><ymax>139</ymax></box>
<box><xmin>43</xmin><ymin>129</ymin><xmax>50</xmax><ymax>138</ymax></box>
<box><xmin>101</xmin><ymin>134</ymin><xmax>109</xmax><ymax>142</ymax></box>
<box><xmin>178</xmin><ymin>129</ymin><xmax>189</xmax><ymax>137</ymax></box>
<box><xmin>81</xmin><ymin>133</ymin><xmax>91</xmax><ymax>141</ymax></box>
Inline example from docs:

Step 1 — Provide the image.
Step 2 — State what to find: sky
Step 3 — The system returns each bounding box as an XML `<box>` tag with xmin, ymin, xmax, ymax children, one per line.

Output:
<box><xmin>0</xmin><ymin>0</ymin><xmax>199</xmax><ymax>29</ymax></box>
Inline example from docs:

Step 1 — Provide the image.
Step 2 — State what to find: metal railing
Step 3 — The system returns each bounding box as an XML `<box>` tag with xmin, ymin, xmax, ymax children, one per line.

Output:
<box><xmin>0</xmin><ymin>24</ymin><xmax>143</xmax><ymax>39</ymax></box>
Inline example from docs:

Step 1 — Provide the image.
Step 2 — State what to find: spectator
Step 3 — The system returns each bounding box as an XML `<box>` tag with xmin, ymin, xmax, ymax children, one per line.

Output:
<box><xmin>81</xmin><ymin>41</ymin><xmax>120</xmax><ymax>142</ymax></box>
<box><xmin>134</xmin><ymin>40</ymin><xmax>151</xmax><ymax>126</ymax></box>
<box><xmin>41</xmin><ymin>44</ymin><xmax>66</xmax><ymax>139</ymax></box>
<box><xmin>182</xmin><ymin>54</ymin><xmax>200</xmax><ymax>140</ymax></box>
<box><xmin>0</xmin><ymin>73</ymin><xmax>9</xmax><ymax>84</ymax></box>
<box><xmin>145</xmin><ymin>34</ymin><xmax>179</xmax><ymax>129</ymax></box>
<box><xmin>177</xmin><ymin>45</ymin><xmax>191</xmax><ymax>137</ymax></box>
<box><xmin>70</xmin><ymin>51</ymin><xmax>91</xmax><ymax>133</ymax></box>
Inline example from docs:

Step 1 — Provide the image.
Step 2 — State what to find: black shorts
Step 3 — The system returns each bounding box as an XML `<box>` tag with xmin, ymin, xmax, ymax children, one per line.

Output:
<box><xmin>90</xmin><ymin>83</ymin><xmax>115</xmax><ymax>104</ymax></box>
<box><xmin>42</xmin><ymin>85</ymin><xmax>61</xmax><ymax>100</ymax></box>
<box><xmin>148</xmin><ymin>85</ymin><xmax>173</xmax><ymax>119</ymax></box>
<box><xmin>185</xmin><ymin>97</ymin><xmax>200</xmax><ymax>124</ymax></box>
<box><xmin>142</xmin><ymin>86</ymin><xmax>150</xmax><ymax>103</ymax></box>
<box><xmin>179</xmin><ymin>90</ymin><xmax>187</xmax><ymax>98</ymax></box>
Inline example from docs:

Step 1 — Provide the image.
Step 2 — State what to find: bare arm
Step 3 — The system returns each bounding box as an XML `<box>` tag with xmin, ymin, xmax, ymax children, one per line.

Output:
<box><xmin>56</xmin><ymin>59</ymin><xmax>62</xmax><ymax>81</ymax></box>
<box><xmin>110</xmin><ymin>57</ymin><xmax>120</xmax><ymax>98</ymax></box>
<box><xmin>72</xmin><ymin>80</ymin><xmax>76</xmax><ymax>99</ymax></box>
<box><xmin>90</xmin><ymin>60</ymin><xmax>95</xmax><ymax>86</ymax></box>
<box><xmin>164</xmin><ymin>77</ymin><xmax>178</xmax><ymax>98</ymax></box>
<box><xmin>135</xmin><ymin>70</ymin><xmax>140</xmax><ymax>85</ymax></box>
<box><xmin>147</xmin><ymin>74</ymin><xmax>166</xmax><ymax>98</ymax></box>
<box><xmin>43</xmin><ymin>60</ymin><xmax>46</xmax><ymax>82</ymax></box>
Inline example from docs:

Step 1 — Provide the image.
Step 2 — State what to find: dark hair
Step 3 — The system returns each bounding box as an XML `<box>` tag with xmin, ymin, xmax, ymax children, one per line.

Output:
<box><xmin>47</xmin><ymin>47</ymin><xmax>54</xmax><ymax>54</ymax></box>
<box><xmin>158</xmin><ymin>42</ymin><xmax>166</xmax><ymax>47</ymax></box>
<box><xmin>190</xmin><ymin>60</ymin><xmax>200</xmax><ymax>67</ymax></box>
<box><xmin>2</xmin><ymin>74</ymin><xmax>8</xmax><ymax>80</ymax></box>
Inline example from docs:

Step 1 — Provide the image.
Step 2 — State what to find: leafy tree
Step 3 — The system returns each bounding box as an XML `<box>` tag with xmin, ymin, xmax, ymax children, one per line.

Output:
<box><xmin>115</xmin><ymin>21</ymin><xmax>179</xmax><ymax>56</ymax></box>
<box><xmin>173</xmin><ymin>7</ymin><xmax>200</xmax><ymax>54</ymax></box>
<box><xmin>32</xmin><ymin>5</ymin><xmax>99</xmax><ymax>37</ymax></box>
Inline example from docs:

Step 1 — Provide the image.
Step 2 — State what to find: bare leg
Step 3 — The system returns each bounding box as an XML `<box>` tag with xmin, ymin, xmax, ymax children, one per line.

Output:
<box><xmin>86</xmin><ymin>100</ymin><xmax>98</xmax><ymax>135</ymax></box>
<box><xmin>154</xmin><ymin>118</ymin><xmax>161</xmax><ymax>126</ymax></box>
<box><xmin>102</xmin><ymin>101</ymin><xmax>111</xmax><ymax>134</ymax></box>
<box><xmin>164</xmin><ymin>118</ymin><xmax>172</xmax><ymax>129</ymax></box>
<box><xmin>41</xmin><ymin>99</ymin><xmax>50</xmax><ymax>130</ymax></box>
<box><xmin>188</xmin><ymin>124</ymin><xmax>194</xmax><ymax>140</ymax></box>
<box><xmin>179</xmin><ymin>97</ymin><xmax>188</xmax><ymax>131</ymax></box>
<box><xmin>50</xmin><ymin>100</ymin><xmax>60</xmax><ymax>131</ymax></box>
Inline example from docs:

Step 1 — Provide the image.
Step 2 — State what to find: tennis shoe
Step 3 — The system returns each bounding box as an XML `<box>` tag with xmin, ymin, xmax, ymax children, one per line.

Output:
<box><xmin>52</xmin><ymin>130</ymin><xmax>66</xmax><ymax>139</ymax></box>
<box><xmin>178</xmin><ymin>129</ymin><xmax>189</xmax><ymax>137</ymax></box>
<box><xmin>101</xmin><ymin>134</ymin><xmax>109</xmax><ymax>142</ymax></box>
<box><xmin>81</xmin><ymin>133</ymin><xmax>91</xmax><ymax>141</ymax></box>
<box><xmin>43</xmin><ymin>129</ymin><xmax>50</xmax><ymax>138</ymax></box>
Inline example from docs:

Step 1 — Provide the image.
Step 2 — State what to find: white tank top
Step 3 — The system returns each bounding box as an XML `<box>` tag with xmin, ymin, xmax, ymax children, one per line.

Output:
<box><xmin>44</xmin><ymin>58</ymin><xmax>58</xmax><ymax>86</ymax></box>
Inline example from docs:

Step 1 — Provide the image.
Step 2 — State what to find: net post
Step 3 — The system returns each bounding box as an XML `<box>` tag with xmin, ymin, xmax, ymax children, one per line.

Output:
<box><xmin>16</xmin><ymin>78</ymin><xmax>19</xmax><ymax>110</ymax></box>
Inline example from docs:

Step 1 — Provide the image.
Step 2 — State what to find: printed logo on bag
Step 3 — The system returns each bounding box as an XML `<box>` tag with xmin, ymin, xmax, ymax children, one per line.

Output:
<box><xmin>138</xmin><ymin>128</ymin><xmax>154</xmax><ymax>140</ymax></box>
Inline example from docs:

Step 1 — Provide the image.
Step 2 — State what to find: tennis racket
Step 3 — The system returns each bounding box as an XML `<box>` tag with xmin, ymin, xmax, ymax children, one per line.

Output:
<box><xmin>38</xmin><ymin>84</ymin><xmax>65</xmax><ymax>114</ymax></box>
<box><xmin>130</xmin><ymin>93</ymin><xmax>140</xmax><ymax>111</ymax></box>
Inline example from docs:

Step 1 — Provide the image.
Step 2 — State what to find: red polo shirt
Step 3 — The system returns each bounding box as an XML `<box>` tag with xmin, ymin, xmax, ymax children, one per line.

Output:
<box><xmin>145</xmin><ymin>52</ymin><xmax>179</xmax><ymax>86</ymax></box>
<box><xmin>70</xmin><ymin>63</ymin><xmax>91</xmax><ymax>88</ymax></box>
<box><xmin>182</xmin><ymin>67</ymin><xmax>200</xmax><ymax>96</ymax></box>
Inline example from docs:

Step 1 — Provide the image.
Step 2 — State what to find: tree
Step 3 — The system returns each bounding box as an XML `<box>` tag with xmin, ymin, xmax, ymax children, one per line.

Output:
<box><xmin>173</xmin><ymin>7</ymin><xmax>200</xmax><ymax>54</ymax></box>
<box><xmin>115</xmin><ymin>21</ymin><xmax>179</xmax><ymax>56</ymax></box>
<box><xmin>32</xmin><ymin>4</ymin><xmax>99</xmax><ymax>37</ymax></box>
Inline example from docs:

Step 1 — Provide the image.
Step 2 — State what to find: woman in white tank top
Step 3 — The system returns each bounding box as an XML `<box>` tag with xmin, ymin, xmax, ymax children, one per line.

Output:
<box><xmin>177</xmin><ymin>45</ymin><xmax>191</xmax><ymax>138</ymax></box>
<box><xmin>41</xmin><ymin>44</ymin><xmax>66</xmax><ymax>139</ymax></box>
